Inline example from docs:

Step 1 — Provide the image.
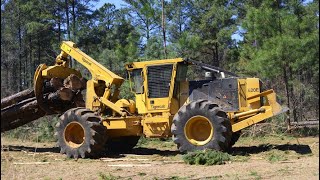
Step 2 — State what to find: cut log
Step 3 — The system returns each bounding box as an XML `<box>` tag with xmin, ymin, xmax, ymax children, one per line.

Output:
<box><xmin>47</xmin><ymin>87</ymin><xmax>74</xmax><ymax>101</ymax></box>
<box><xmin>1</xmin><ymin>94</ymin><xmax>77</xmax><ymax>132</ymax></box>
<box><xmin>1</xmin><ymin>74</ymin><xmax>86</xmax><ymax>132</ymax></box>
<box><xmin>80</xmin><ymin>77</ymin><xmax>87</xmax><ymax>90</ymax></box>
<box><xmin>64</xmin><ymin>74</ymin><xmax>83</xmax><ymax>91</ymax></box>
<box><xmin>50</xmin><ymin>77</ymin><xmax>64</xmax><ymax>90</ymax></box>
<box><xmin>1</xmin><ymin>98</ymin><xmax>46</xmax><ymax>132</ymax></box>
<box><xmin>73</xmin><ymin>93</ymin><xmax>85</xmax><ymax>107</ymax></box>
<box><xmin>1</xmin><ymin>89</ymin><xmax>34</xmax><ymax>109</ymax></box>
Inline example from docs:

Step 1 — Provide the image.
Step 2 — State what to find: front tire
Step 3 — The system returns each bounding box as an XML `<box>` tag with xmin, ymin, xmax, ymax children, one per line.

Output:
<box><xmin>171</xmin><ymin>100</ymin><xmax>232</xmax><ymax>152</ymax></box>
<box><xmin>55</xmin><ymin>108</ymin><xmax>107</xmax><ymax>158</ymax></box>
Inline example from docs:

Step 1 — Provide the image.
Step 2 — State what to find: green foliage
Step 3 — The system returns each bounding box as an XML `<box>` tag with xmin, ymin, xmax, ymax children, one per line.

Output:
<box><xmin>98</xmin><ymin>172</ymin><xmax>119</xmax><ymax>180</ymax></box>
<box><xmin>136</xmin><ymin>136</ymin><xmax>171</xmax><ymax>146</ymax></box>
<box><xmin>238</xmin><ymin>0</ymin><xmax>319</xmax><ymax>122</ymax></box>
<box><xmin>138</xmin><ymin>172</ymin><xmax>146</xmax><ymax>176</ymax></box>
<box><xmin>3</xmin><ymin>115</ymin><xmax>59</xmax><ymax>142</ymax></box>
<box><xmin>183</xmin><ymin>149</ymin><xmax>231</xmax><ymax>165</ymax></box>
<box><xmin>119</xmin><ymin>80</ymin><xmax>135</xmax><ymax>100</ymax></box>
<box><xmin>290</xmin><ymin>127</ymin><xmax>320</xmax><ymax>137</ymax></box>
<box><xmin>36</xmin><ymin>116</ymin><xmax>59</xmax><ymax>142</ymax></box>
<box><xmin>144</xmin><ymin>36</ymin><xmax>164</xmax><ymax>59</ymax></box>
<box><xmin>167</xmin><ymin>176</ymin><xmax>187</xmax><ymax>180</ymax></box>
<box><xmin>249</xmin><ymin>171</ymin><xmax>262</xmax><ymax>180</ymax></box>
<box><xmin>266</xmin><ymin>150</ymin><xmax>288</xmax><ymax>163</ymax></box>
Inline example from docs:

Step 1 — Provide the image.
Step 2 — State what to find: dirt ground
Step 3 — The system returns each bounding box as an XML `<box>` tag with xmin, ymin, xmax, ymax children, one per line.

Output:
<box><xmin>1</xmin><ymin>135</ymin><xmax>319</xmax><ymax>180</ymax></box>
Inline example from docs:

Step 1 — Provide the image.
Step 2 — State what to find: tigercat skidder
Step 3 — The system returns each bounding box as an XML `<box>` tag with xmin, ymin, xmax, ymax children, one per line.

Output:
<box><xmin>34</xmin><ymin>41</ymin><xmax>285</xmax><ymax>158</ymax></box>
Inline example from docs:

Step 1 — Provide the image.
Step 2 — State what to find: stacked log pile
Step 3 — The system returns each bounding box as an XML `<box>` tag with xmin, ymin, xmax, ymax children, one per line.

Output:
<box><xmin>1</xmin><ymin>74</ymin><xmax>86</xmax><ymax>132</ymax></box>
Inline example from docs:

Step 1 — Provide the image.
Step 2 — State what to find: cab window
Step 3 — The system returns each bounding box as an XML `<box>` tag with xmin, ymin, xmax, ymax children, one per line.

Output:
<box><xmin>131</xmin><ymin>69</ymin><xmax>143</xmax><ymax>94</ymax></box>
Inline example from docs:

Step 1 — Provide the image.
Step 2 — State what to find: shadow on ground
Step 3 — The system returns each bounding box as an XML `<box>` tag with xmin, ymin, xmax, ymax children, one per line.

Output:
<box><xmin>107</xmin><ymin>147</ymin><xmax>180</xmax><ymax>157</ymax></box>
<box><xmin>2</xmin><ymin>143</ymin><xmax>312</xmax><ymax>158</ymax></box>
<box><xmin>2</xmin><ymin>145</ymin><xmax>180</xmax><ymax>157</ymax></box>
<box><xmin>2</xmin><ymin>145</ymin><xmax>60</xmax><ymax>153</ymax></box>
<box><xmin>231</xmin><ymin>144</ymin><xmax>312</xmax><ymax>155</ymax></box>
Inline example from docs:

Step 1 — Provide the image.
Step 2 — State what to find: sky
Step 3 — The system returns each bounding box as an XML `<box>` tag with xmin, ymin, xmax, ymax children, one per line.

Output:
<box><xmin>94</xmin><ymin>0</ymin><xmax>126</xmax><ymax>9</ymax></box>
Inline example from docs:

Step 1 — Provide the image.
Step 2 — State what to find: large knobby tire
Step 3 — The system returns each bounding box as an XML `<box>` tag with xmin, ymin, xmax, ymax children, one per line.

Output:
<box><xmin>171</xmin><ymin>100</ymin><xmax>232</xmax><ymax>152</ymax></box>
<box><xmin>55</xmin><ymin>108</ymin><xmax>107</xmax><ymax>158</ymax></box>
<box><xmin>229</xmin><ymin>131</ymin><xmax>241</xmax><ymax>148</ymax></box>
<box><xmin>106</xmin><ymin>136</ymin><xmax>140</xmax><ymax>153</ymax></box>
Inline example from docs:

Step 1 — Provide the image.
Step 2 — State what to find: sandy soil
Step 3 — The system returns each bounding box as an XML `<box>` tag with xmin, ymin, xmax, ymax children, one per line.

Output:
<box><xmin>1</xmin><ymin>136</ymin><xmax>319</xmax><ymax>180</ymax></box>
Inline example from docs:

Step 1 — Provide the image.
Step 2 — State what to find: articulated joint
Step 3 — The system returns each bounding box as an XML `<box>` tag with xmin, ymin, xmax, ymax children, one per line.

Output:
<box><xmin>94</xmin><ymin>96</ymin><xmax>127</xmax><ymax>117</ymax></box>
<box><xmin>55</xmin><ymin>52</ymin><xmax>69</xmax><ymax>67</ymax></box>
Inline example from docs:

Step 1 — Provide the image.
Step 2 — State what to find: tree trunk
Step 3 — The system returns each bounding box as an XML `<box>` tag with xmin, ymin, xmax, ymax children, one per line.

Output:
<box><xmin>58</xmin><ymin>16</ymin><xmax>61</xmax><ymax>43</ymax></box>
<box><xmin>65</xmin><ymin>0</ymin><xmax>72</xmax><ymax>68</ymax></box>
<box><xmin>72</xmin><ymin>0</ymin><xmax>76</xmax><ymax>42</ymax></box>
<box><xmin>161</xmin><ymin>0</ymin><xmax>167</xmax><ymax>59</ymax></box>
<box><xmin>18</xmin><ymin>11</ymin><xmax>22</xmax><ymax>91</ymax></box>
<box><xmin>283</xmin><ymin>65</ymin><xmax>291</xmax><ymax>128</ymax></box>
<box><xmin>65</xmin><ymin>0</ymin><xmax>70</xmax><ymax>41</ymax></box>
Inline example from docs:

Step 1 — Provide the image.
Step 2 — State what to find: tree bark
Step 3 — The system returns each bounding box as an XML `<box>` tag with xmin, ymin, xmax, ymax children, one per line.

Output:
<box><xmin>1</xmin><ymin>89</ymin><xmax>34</xmax><ymax>109</ymax></box>
<box><xmin>1</xmin><ymin>74</ymin><xmax>86</xmax><ymax>132</ymax></box>
<box><xmin>161</xmin><ymin>0</ymin><xmax>167</xmax><ymax>59</ymax></box>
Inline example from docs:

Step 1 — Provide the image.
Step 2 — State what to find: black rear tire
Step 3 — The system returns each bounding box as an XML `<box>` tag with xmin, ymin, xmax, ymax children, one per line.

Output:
<box><xmin>106</xmin><ymin>136</ymin><xmax>140</xmax><ymax>153</ymax></box>
<box><xmin>55</xmin><ymin>108</ymin><xmax>107</xmax><ymax>158</ymax></box>
<box><xmin>171</xmin><ymin>100</ymin><xmax>232</xmax><ymax>152</ymax></box>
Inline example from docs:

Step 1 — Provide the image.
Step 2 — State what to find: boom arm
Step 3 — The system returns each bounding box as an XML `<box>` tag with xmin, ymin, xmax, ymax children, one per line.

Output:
<box><xmin>55</xmin><ymin>41</ymin><xmax>126</xmax><ymax>116</ymax></box>
<box><xmin>57</xmin><ymin>41</ymin><xmax>124</xmax><ymax>85</ymax></box>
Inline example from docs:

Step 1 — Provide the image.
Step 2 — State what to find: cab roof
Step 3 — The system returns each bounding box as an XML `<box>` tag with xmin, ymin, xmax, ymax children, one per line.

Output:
<box><xmin>125</xmin><ymin>58</ymin><xmax>184</xmax><ymax>70</ymax></box>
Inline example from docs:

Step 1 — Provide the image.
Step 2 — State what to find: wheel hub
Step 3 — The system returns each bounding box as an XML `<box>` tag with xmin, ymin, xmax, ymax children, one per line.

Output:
<box><xmin>64</xmin><ymin>122</ymin><xmax>85</xmax><ymax>148</ymax></box>
<box><xmin>184</xmin><ymin>115</ymin><xmax>213</xmax><ymax>146</ymax></box>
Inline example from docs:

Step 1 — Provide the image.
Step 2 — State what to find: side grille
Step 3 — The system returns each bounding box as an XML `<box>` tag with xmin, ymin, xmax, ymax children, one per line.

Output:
<box><xmin>147</xmin><ymin>64</ymin><xmax>173</xmax><ymax>98</ymax></box>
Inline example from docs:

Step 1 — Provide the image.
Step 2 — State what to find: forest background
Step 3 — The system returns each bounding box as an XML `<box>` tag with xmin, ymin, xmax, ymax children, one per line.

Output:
<box><xmin>1</xmin><ymin>0</ymin><xmax>319</xmax><ymax>129</ymax></box>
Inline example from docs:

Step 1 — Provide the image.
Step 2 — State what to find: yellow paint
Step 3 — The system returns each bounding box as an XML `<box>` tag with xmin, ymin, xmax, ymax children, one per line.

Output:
<box><xmin>245</xmin><ymin>78</ymin><xmax>261</xmax><ymax>109</ymax></box>
<box><xmin>102</xmin><ymin>116</ymin><xmax>142</xmax><ymax>137</ymax></box>
<box><xmin>114</xmin><ymin>99</ymin><xmax>136</xmax><ymax>114</ymax></box>
<box><xmin>34</xmin><ymin>40</ymin><xmax>285</xmax><ymax>142</ymax></box>
<box><xmin>232</xmin><ymin>106</ymin><xmax>273</xmax><ymax>132</ymax></box>
<box><xmin>142</xmin><ymin>113</ymin><xmax>172</xmax><ymax>137</ymax></box>
<box><xmin>231</xmin><ymin>89</ymin><xmax>283</xmax><ymax>132</ymax></box>
<box><xmin>63</xmin><ymin>122</ymin><xmax>85</xmax><ymax>148</ymax></box>
<box><xmin>41</xmin><ymin>65</ymin><xmax>81</xmax><ymax>79</ymax></box>
<box><xmin>125</xmin><ymin>58</ymin><xmax>184</xmax><ymax>70</ymax></box>
<box><xmin>184</xmin><ymin>116</ymin><xmax>213</xmax><ymax>146</ymax></box>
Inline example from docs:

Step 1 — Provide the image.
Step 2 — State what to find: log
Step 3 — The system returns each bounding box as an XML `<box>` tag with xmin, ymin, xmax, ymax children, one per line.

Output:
<box><xmin>64</xmin><ymin>74</ymin><xmax>83</xmax><ymax>91</ymax></box>
<box><xmin>1</xmin><ymin>89</ymin><xmax>34</xmax><ymax>109</ymax></box>
<box><xmin>1</xmin><ymin>98</ymin><xmax>46</xmax><ymax>132</ymax></box>
<box><xmin>73</xmin><ymin>93</ymin><xmax>85</xmax><ymax>107</ymax></box>
<box><xmin>1</xmin><ymin>74</ymin><xmax>86</xmax><ymax>132</ymax></box>
<box><xmin>290</xmin><ymin>120</ymin><xmax>319</xmax><ymax>126</ymax></box>
<box><xmin>50</xmin><ymin>77</ymin><xmax>64</xmax><ymax>90</ymax></box>
<box><xmin>80</xmin><ymin>77</ymin><xmax>87</xmax><ymax>90</ymax></box>
<box><xmin>47</xmin><ymin>87</ymin><xmax>74</xmax><ymax>101</ymax></box>
<box><xmin>1</xmin><ymin>93</ymin><xmax>77</xmax><ymax>132</ymax></box>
